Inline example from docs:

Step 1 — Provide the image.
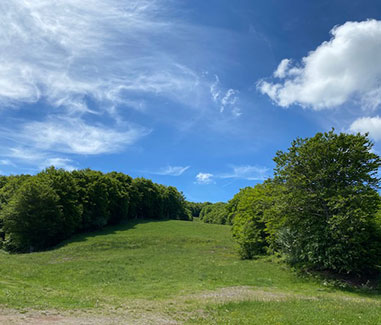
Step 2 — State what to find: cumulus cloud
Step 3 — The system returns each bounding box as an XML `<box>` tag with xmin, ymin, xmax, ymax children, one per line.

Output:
<box><xmin>273</xmin><ymin>59</ymin><xmax>291</xmax><ymax>78</ymax></box>
<box><xmin>258</xmin><ymin>20</ymin><xmax>381</xmax><ymax>110</ymax></box>
<box><xmin>349</xmin><ymin>116</ymin><xmax>381</xmax><ymax>141</ymax></box>
<box><xmin>154</xmin><ymin>165</ymin><xmax>190</xmax><ymax>176</ymax></box>
<box><xmin>196</xmin><ymin>173</ymin><xmax>214</xmax><ymax>184</ymax></box>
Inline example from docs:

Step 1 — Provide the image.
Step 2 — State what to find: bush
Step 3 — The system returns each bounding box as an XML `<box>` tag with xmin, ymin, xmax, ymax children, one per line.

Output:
<box><xmin>230</xmin><ymin>182</ymin><xmax>280</xmax><ymax>258</ymax></box>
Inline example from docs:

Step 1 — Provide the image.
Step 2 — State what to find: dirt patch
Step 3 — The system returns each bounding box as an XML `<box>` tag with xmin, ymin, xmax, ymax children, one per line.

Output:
<box><xmin>0</xmin><ymin>308</ymin><xmax>179</xmax><ymax>325</ymax></box>
<box><xmin>183</xmin><ymin>286</ymin><xmax>291</xmax><ymax>303</ymax></box>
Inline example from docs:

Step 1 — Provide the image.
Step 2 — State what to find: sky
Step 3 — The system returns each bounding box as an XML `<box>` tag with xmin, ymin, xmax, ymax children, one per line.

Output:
<box><xmin>1</xmin><ymin>0</ymin><xmax>381</xmax><ymax>202</ymax></box>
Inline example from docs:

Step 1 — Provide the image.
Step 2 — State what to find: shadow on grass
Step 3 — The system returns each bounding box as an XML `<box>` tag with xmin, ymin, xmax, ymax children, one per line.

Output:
<box><xmin>51</xmin><ymin>218</ymin><xmax>185</xmax><ymax>251</ymax></box>
<box><xmin>295</xmin><ymin>267</ymin><xmax>381</xmax><ymax>298</ymax></box>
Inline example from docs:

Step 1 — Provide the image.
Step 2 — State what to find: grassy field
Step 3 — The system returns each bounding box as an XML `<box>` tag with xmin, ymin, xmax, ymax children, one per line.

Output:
<box><xmin>0</xmin><ymin>219</ymin><xmax>380</xmax><ymax>324</ymax></box>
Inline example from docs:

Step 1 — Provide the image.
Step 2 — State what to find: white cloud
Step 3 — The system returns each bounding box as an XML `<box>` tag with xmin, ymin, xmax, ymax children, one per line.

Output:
<box><xmin>220</xmin><ymin>165</ymin><xmax>269</xmax><ymax>180</ymax></box>
<box><xmin>0</xmin><ymin>159</ymin><xmax>14</xmax><ymax>166</ymax></box>
<box><xmin>258</xmin><ymin>20</ymin><xmax>381</xmax><ymax>110</ymax></box>
<box><xmin>210</xmin><ymin>76</ymin><xmax>241</xmax><ymax>115</ymax></box>
<box><xmin>196</xmin><ymin>173</ymin><xmax>214</xmax><ymax>184</ymax></box>
<box><xmin>0</xmin><ymin>0</ymin><xmax>202</xmax><ymax>112</ymax></box>
<box><xmin>21</xmin><ymin>117</ymin><xmax>150</xmax><ymax>155</ymax></box>
<box><xmin>155</xmin><ymin>165</ymin><xmax>190</xmax><ymax>176</ymax></box>
<box><xmin>8</xmin><ymin>148</ymin><xmax>45</xmax><ymax>162</ymax></box>
<box><xmin>6</xmin><ymin>147</ymin><xmax>76</xmax><ymax>171</ymax></box>
<box><xmin>41</xmin><ymin>158</ymin><xmax>77</xmax><ymax>171</ymax></box>
<box><xmin>349</xmin><ymin>116</ymin><xmax>381</xmax><ymax>141</ymax></box>
<box><xmin>195</xmin><ymin>165</ymin><xmax>269</xmax><ymax>185</ymax></box>
<box><xmin>273</xmin><ymin>59</ymin><xmax>291</xmax><ymax>78</ymax></box>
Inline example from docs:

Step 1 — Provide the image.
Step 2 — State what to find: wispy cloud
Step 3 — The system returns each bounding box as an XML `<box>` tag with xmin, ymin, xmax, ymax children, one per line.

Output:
<box><xmin>20</xmin><ymin>117</ymin><xmax>150</xmax><ymax>155</ymax></box>
<box><xmin>6</xmin><ymin>147</ymin><xmax>76</xmax><ymax>171</ymax></box>
<box><xmin>220</xmin><ymin>165</ymin><xmax>269</xmax><ymax>181</ymax></box>
<box><xmin>195</xmin><ymin>165</ymin><xmax>269</xmax><ymax>185</ymax></box>
<box><xmin>210</xmin><ymin>76</ymin><xmax>241</xmax><ymax>116</ymax></box>
<box><xmin>153</xmin><ymin>165</ymin><xmax>190</xmax><ymax>176</ymax></box>
<box><xmin>0</xmin><ymin>1</ymin><xmax>241</xmax><ymax>170</ymax></box>
<box><xmin>258</xmin><ymin>20</ymin><xmax>381</xmax><ymax>110</ymax></box>
<box><xmin>41</xmin><ymin>158</ymin><xmax>77</xmax><ymax>171</ymax></box>
<box><xmin>0</xmin><ymin>159</ymin><xmax>15</xmax><ymax>167</ymax></box>
<box><xmin>0</xmin><ymin>1</ymin><xmax>202</xmax><ymax>112</ymax></box>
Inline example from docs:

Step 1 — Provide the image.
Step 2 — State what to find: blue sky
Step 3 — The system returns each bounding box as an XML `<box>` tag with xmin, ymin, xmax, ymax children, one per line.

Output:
<box><xmin>1</xmin><ymin>0</ymin><xmax>381</xmax><ymax>202</ymax></box>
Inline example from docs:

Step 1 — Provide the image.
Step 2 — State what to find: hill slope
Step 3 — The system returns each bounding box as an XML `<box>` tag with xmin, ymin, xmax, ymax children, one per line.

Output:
<box><xmin>0</xmin><ymin>220</ymin><xmax>380</xmax><ymax>324</ymax></box>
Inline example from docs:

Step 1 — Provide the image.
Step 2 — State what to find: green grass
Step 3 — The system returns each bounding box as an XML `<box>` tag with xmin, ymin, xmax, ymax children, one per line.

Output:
<box><xmin>190</xmin><ymin>298</ymin><xmax>381</xmax><ymax>324</ymax></box>
<box><xmin>0</xmin><ymin>219</ymin><xmax>380</xmax><ymax>323</ymax></box>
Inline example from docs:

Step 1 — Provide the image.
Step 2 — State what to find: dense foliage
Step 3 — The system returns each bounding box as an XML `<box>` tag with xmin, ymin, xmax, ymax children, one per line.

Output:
<box><xmin>231</xmin><ymin>130</ymin><xmax>381</xmax><ymax>275</ymax></box>
<box><xmin>186</xmin><ymin>201</ymin><xmax>211</xmax><ymax>218</ymax></box>
<box><xmin>0</xmin><ymin>168</ymin><xmax>191</xmax><ymax>253</ymax></box>
<box><xmin>274</xmin><ymin>131</ymin><xmax>381</xmax><ymax>274</ymax></box>
<box><xmin>199</xmin><ymin>202</ymin><xmax>230</xmax><ymax>224</ymax></box>
<box><xmin>231</xmin><ymin>181</ymin><xmax>285</xmax><ymax>259</ymax></box>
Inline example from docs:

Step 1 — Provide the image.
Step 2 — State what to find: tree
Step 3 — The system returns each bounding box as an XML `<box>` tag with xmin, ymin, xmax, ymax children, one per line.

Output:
<box><xmin>199</xmin><ymin>202</ymin><xmax>229</xmax><ymax>224</ymax></box>
<box><xmin>1</xmin><ymin>176</ymin><xmax>64</xmax><ymax>252</ymax></box>
<box><xmin>161</xmin><ymin>186</ymin><xmax>191</xmax><ymax>220</ymax></box>
<box><xmin>72</xmin><ymin>169</ymin><xmax>110</xmax><ymax>230</ymax></box>
<box><xmin>0</xmin><ymin>175</ymin><xmax>31</xmax><ymax>248</ymax></box>
<box><xmin>39</xmin><ymin>167</ymin><xmax>82</xmax><ymax>239</ymax></box>
<box><xmin>186</xmin><ymin>201</ymin><xmax>209</xmax><ymax>218</ymax></box>
<box><xmin>106</xmin><ymin>172</ymin><xmax>132</xmax><ymax>225</ymax></box>
<box><xmin>226</xmin><ymin>187</ymin><xmax>252</xmax><ymax>225</ymax></box>
<box><xmin>274</xmin><ymin>130</ymin><xmax>381</xmax><ymax>274</ymax></box>
<box><xmin>131</xmin><ymin>178</ymin><xmax>161</xmax><ymax>219</ymax></box>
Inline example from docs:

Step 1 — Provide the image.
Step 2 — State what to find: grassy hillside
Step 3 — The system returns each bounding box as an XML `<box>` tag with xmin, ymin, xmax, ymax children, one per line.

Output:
<box><xmin>0</xmin><ymin>219</ymin><xmax>380</xmax><ymax>324</ymax></box>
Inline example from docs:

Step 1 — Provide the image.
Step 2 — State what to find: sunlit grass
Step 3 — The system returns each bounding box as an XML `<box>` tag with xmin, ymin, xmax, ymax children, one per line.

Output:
<box><xmin>0</xmin><ymin>219</ymin><xmax>380</xmax><ymax>323</ymax></box>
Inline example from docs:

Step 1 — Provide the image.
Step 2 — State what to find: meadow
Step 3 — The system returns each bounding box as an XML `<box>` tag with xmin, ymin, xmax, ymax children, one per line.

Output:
<box><xmin>0</xmin><ymin>219</ymin><xmax>380</xmax><ymax>324</ymax></box>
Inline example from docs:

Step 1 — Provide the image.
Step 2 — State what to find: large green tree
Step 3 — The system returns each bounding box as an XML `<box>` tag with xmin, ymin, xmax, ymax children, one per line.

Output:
<box><xmin>72</xmin><ymin>169</ymin><xmax>111</xmax><ymax>230</ymax></box>
<box><xmin>274</xmin><ymin>130</ymin><xmax>381</xmax><ymax>274</ymax></box>
<box><xmin>1</xmin><ymin>176</ymin><xmax>64</xmax><ymax>252</ymax></box>
<box><xmin>39</xmin><ymin>167</ymin><xmax>82</xmax><ymax>239</ymax></box>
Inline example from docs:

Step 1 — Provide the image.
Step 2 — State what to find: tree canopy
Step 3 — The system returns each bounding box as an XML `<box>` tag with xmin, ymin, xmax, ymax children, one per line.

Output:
<box><xmin>0</xmin><ymin>168</ymin><xmax>191</xmax><ymax>253</ymax></box>
<box><xmin>231</xmin><ymin>130</ymin><xmax>381</xmax><ymax>274</ymax></box>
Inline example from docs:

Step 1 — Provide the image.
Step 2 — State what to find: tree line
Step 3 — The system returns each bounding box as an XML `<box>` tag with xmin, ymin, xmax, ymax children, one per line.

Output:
<box><xmin>197</xmin><ymin>131</ymin><xmax>381</xmax><ymax>275</ymax></box>
<box><xmin>0</xmin><ymin>168</ymin><xmax>191</xmax><ymax>253</ymax></box>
